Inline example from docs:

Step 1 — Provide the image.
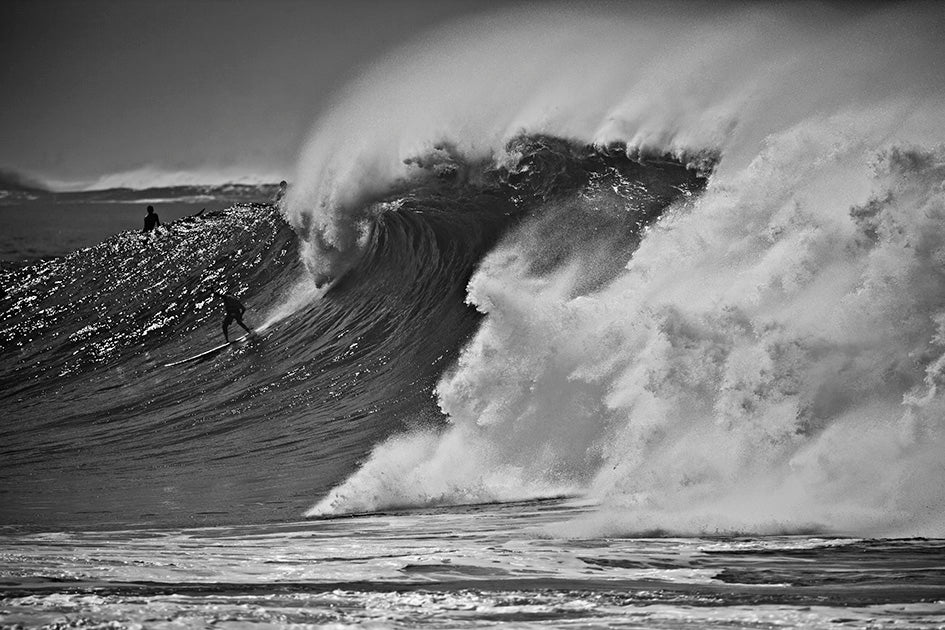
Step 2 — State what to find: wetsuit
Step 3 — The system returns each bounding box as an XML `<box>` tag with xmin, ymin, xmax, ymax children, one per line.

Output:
<box><xmin>221</xmin><ymin>294</ymin><xmax>252</xmax><ymax>342</ymax></box>
<box><xmin>143</xmin><ymin>211</ymin><xmax>161</xmax><ymax>232</ymax></box>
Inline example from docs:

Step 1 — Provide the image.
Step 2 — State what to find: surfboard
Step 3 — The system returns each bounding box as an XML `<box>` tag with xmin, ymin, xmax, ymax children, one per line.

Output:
<box><xmin>163</xmin><ymin>334</ymin><xmax>251</xmax><ymax>368</ymax></box>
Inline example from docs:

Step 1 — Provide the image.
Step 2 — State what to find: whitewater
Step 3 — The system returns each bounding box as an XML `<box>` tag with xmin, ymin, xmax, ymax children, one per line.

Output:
<box><xmin>293</xmin><ymin>2</ymin><xmax>945</xmax><ymax>537</ymax></box>
<box><xmin>3</xmin><ymin>2</ymin><xmax>945</xmax><ymax>627</ymax></box>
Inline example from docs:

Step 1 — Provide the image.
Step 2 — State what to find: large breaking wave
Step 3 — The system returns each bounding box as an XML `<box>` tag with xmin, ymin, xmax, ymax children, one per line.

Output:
<box><xmin>297</xmin><ymin>2</ymin><xmax>945</xmax><ymax>537</ymax></box>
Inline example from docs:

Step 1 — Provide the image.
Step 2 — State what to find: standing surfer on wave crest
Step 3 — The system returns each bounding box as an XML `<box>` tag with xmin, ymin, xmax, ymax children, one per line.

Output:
<box><xmin>142</xmin><ymin>205</ymin><xmax>161</xmax><ymax>233</ymax></box>
<box><xmin>219</xmin><ymin>292</ymin><xmax>254</xmax><ymax>343</ymax></box>
<box><xmin>272</xmin><ymin>180</ymin><xmax>287</xmax><ymax>205</ymax></box>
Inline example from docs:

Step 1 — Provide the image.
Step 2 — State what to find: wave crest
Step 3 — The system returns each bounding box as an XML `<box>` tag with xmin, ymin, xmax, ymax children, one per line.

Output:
<box><xmin>310</xmin><ymin>114</ymin><xmax>945</xmax><ymax>536</ymax></box>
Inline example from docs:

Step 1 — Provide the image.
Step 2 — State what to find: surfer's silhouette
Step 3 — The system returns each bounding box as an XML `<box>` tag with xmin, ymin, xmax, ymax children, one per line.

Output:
<box><xmin>219</xmin><ymin>292</ymin><xmax>253</xmax><ymax>343</ymax></box>
<box><xmin>142</xmin><ymin>205</ymin><xmax>161</xmax><ymax>233</ymax></box>
<box><xmin>272</xmin><ymin>180</ymin><xmax>287</xmax><ymax>206</ymax></box>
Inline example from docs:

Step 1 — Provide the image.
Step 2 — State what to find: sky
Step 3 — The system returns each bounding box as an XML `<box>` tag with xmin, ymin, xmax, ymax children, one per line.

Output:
<box><xmin>0</xmin><ymin>0</ymin><xmax>507</xmax><ymax>189</ymax></box>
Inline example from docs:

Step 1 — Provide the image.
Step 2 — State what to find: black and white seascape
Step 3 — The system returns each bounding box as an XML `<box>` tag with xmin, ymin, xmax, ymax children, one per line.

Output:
<box><xmin>2</xmin><ymin>2</ymin><xmax>945</xmax><ymax>628</ymax></box>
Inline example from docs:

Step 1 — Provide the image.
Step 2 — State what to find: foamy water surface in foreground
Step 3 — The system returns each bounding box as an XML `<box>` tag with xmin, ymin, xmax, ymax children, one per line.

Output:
<box><xmin>2</xmin><ymin>500</ymin><xmax>944</xmax><ymax>629</ymax></box>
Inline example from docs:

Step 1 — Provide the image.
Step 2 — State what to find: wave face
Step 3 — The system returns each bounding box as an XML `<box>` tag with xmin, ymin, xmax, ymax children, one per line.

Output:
<box><xmin>0</xmin><ymin>139</ymin><xmax>700</xmax><ymax>529</ymax></box>
<box><xmin>291</xmin><ymin>2</ymin><xmax>945</xmax><ymax>537</ymax></box>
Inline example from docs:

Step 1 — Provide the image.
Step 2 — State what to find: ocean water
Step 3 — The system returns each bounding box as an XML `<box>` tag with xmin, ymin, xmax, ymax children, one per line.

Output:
<box><xmin>0</xmin><ymin>185</ymin><xmax>275</xmax><ymax>262</ymax></box>
<box><xmin>4</xmin><ymin>2</ymin><xmax>945</xmax><ymax>628</ymax></box>
<box><xmin>0</xmin><ymin>202</ymin><xmax>224</xmax><ymax>262</ymax></box>
<box><xmin>3</xmin><ymin>501</ymin><xmax>944</xmax><ymax>628</ymax></box>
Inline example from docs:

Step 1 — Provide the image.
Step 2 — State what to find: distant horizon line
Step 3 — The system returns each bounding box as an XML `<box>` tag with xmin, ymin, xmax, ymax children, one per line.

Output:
<box><xmin>0</xmin><ymin>166</ymin><xmax>288</xmax><ymax>195</ymax></box>
<box><xmin>0</xmin><ymin>169</ymin><xmax>286</xmax><ymax>194</ymax></box>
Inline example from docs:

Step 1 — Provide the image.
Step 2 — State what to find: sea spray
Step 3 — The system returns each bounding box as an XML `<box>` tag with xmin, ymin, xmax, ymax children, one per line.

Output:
<box><xmin>574</xmin><ymin>124</ymin><xmax>945</xmax><ymax>536</ymax></box>
<box><xmin>287</xmin><ymin>3</ymin><xmax>945</xmax><ymax>282</ymax></box>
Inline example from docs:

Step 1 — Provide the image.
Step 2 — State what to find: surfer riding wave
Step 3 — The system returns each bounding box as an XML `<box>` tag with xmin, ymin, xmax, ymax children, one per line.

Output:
<box><xmin>219</xmin><ymin>292</ymin><xmax>253</xmax><ymax>343</ymax></box>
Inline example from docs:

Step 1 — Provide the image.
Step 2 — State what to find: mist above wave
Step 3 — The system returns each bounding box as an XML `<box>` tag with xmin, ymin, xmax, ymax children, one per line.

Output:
<box><xmin>287</xmin><ymin>2</ymin><xmax>945</xmax><ymax>281</ymax></box>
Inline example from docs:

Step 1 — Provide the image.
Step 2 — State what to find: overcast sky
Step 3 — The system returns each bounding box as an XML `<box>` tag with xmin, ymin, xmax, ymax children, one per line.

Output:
<box><xmin>0</xmin><ymin>0</ymin><xmax>507</xmax><ymax>188</ymax></box>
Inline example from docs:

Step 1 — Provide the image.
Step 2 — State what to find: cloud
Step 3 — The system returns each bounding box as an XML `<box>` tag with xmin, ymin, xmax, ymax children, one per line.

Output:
<box><xmin>0</xmin><ymin>167</ymin><xmax>49</xmax><ymax>192</ymax></box>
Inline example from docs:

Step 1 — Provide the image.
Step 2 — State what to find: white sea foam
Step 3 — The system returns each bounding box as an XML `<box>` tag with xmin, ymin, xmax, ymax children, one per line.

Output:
<box><xmin>257</xmin><ymin>275</ymin><xmax>329</xmax><ymax>332</ymax></box>
<box><xmin>303</xmin><ymin>2</ymin><xmax>945</xmax><ymax>535</ymax></box>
